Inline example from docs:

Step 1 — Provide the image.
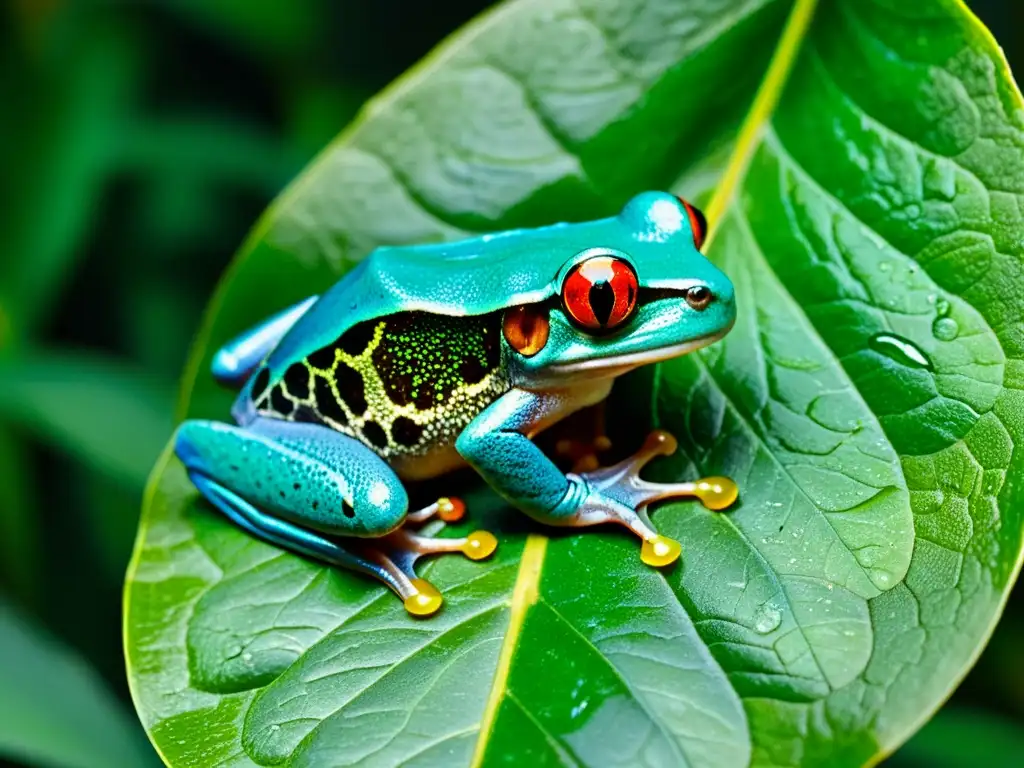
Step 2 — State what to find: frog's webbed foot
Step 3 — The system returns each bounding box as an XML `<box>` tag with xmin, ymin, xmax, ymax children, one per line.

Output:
<box><xmin>568</xmin><ymin>430</ymin><xmax>738</xmax><ymax>568</ymax></box>
<box><xmin>360</xmin><ymin>497</ymin><xmax>498</xmax><ymax>617</ymax></box>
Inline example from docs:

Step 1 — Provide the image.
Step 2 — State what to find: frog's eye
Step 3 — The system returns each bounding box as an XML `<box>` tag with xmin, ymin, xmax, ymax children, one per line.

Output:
<box><xmin>561</xmin><ymin>255</ymin><xmax>639</xmax><ymax>333</ymax></box>
<box><xmin>674</xmin><ymin>196</ymin><xmax>707</xmax><ymax>250</ymax></box>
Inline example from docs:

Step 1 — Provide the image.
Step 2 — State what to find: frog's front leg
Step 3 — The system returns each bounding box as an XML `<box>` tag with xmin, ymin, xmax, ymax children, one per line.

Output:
<box><xmin>456</xmin><ymin>389</ymin><xmax>737</xmax><ymax>567</ymax></box>
<box><xmin>175</xmin><ymin>417</ymin><xmax>495</xmax><ymax>616</ymax></box>
<box><xmin>211</xmin><ymin>295</ymin><xmax>318</xmax><ymax>387</ymax></box>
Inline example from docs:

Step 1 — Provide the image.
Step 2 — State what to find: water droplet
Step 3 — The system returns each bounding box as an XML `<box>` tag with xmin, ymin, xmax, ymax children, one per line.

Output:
<box><xmin>270</xmin><ymin>725</ymin><xmax>281</xmax><ymax>732</ymax></box>
<box><xmin>869</xmin><ymin>333</ymin><xmax>932</xmax><ymax>370</ymax></box>
<box><xmin>932</xmin><ymin>316</ymin><xmax>959</xmax><ymax>341</ymax></box>
<box><xmin>754</xmin><ymin>603</ymin><xmax>782</xmax><ymax>634</ymax></box>
<box><xmin>571</xmin><ymin>700</ymin><xmax>590</xmax><ymax>719</ymax></box>
<box><xmin>936</xmin><ymin>298</ymin><xmax>951</xmax><ymax>316</ymax></box>
<box><xmin>242</xmin><ymin>652</ymin><xmax>253</xmax><ymax>663</ymax></box>
<box><xmin>879</xmin><ymin>262</ymin><xmax>891</xmax><ymax>272</ymax></box>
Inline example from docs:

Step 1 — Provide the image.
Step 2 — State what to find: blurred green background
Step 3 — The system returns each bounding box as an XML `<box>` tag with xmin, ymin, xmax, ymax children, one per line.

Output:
<box><xmin>0</xmin><ymin>1</ymin><xmax>1021</xmax><ymax>766</ymax></box>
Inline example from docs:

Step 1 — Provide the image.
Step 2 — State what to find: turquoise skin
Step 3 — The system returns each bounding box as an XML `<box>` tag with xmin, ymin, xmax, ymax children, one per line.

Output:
<box><xmin>175</xmin><ymin>192</ymin><xmax>738</xmax><ymax>615</ymax></box>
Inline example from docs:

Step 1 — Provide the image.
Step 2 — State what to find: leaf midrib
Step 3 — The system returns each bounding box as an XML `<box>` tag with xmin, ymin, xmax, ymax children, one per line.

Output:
<box><xmin>470</xmin><ymin>534</ymin><xmax>546</xmax><ymax>767</ymax></box>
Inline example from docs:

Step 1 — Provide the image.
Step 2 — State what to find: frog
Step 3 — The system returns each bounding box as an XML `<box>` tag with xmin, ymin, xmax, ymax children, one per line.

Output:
<box><xmin>174</xmin><ymin>191</ymin><xmax>738</xmax><ymax>617</ymax></box>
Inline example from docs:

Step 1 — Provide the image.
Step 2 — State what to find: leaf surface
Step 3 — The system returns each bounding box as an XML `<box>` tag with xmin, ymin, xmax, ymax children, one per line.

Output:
<box><xmin>125</xmin><ymin>0</ymin><xmax>1024</xmax><ymax>765</ymax></box>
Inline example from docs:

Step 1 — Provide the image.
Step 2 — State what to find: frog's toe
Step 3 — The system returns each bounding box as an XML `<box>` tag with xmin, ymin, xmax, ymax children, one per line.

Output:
<box><xmin>462</xmin><ymin>530</ymin><xmax>498</xmax><ymax>560</ymax></box>
<box><xmin>640</xmin><ymin>535</ymin><xmax>682</xmax><ymax>567</ymax></box>
<box><xmin>690</xmin><ymin>477</ymin><xmax>739</xmax><ymax>510</ymax></box>
<box><xmin>385</xmin><ymin>528</ymin><xmax>498</xmax><ymax>562</ymax></box>
<box><xmin>403</xmin><ymin>578</ymin><xmax>444</xmax><ymax>617</ymax></box>
<box><xmin>405</xmin><ymin>496</ymin><xmax>466</xmax><ymax>524</ymax></box>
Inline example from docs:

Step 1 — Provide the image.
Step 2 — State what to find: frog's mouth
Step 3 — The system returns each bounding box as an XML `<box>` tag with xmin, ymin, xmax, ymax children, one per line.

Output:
<box><xmin>549</xmin><ymin>327</ymin><xmax>731</xmax><ymax>377</ymax></box>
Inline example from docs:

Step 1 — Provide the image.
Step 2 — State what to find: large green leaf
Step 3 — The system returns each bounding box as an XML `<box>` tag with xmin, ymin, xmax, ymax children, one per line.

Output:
<box><xmin>125</xmin><ymin>0</ymin><xmax>1024</xmax><ymax>765</ymax></box>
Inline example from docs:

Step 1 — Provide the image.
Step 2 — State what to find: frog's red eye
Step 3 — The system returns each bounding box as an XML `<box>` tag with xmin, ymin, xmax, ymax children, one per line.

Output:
<box><xmin>674</xmin><ymin>196</ymin><xmax>707</xmax><ymax>250</ymax></box>
<box><xmin>561</xmin><ymin>255</ymin><xmax>639</xmax><ymax>332</ymax></box>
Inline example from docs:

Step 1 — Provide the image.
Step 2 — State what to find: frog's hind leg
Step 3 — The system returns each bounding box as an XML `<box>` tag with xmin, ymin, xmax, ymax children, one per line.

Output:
<box><xmin>188</xmin><ymin>472</ymin><xmax>409</xmax><ymax>598</ymax></box>
<box><xmin>176</xmin><ymin>417</ymin><xmax>496</xmax><ymax>617</ymax></box>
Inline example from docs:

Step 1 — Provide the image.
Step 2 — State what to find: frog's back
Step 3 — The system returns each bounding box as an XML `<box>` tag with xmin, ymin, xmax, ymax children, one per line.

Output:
<box><xmin>263</xmin><ymin>205</ymin><xmax>671</xmax><ymax>372</ymax></box>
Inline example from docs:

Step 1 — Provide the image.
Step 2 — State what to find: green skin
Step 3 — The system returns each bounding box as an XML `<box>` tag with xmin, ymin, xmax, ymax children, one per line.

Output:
<box><xmin>175</xmin><ymin>191</ymin><xmax>737</xmax><ymax>609</ymax></box>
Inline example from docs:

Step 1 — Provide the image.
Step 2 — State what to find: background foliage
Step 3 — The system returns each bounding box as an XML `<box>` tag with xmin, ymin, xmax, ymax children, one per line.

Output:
<box><xmin>1</xmin><ymin>1</ymin><xmax>1022</xmax><ymax>766</ymax></box>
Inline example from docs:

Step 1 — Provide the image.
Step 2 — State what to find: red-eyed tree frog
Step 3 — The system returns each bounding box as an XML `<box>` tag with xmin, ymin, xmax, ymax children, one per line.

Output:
<box><xmin>175</xmin><ymin>191</ymin><xmax>738</xmax><ymax>616</ymax></box>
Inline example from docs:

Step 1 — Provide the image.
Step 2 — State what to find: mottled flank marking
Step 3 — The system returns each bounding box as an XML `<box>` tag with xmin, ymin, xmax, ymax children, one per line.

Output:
<box><xmin>391</xmin><ymin>416</ymin><xmax>424</xmax><ymax>447</ymax></box>
<box><xmin>362</xmin><ymin>420</ymin><xmax>388</xmax><ymax>449</ymax></box>
<box><xmin>255</xmin><ymin>311</ymin><xmax>509</xmax><ymax>459</ymax></box>
<box><xmin>334</xmin><ymin>362</ymin><xmax>367</xmax><ymax>415</ymax></box>
<box><xmin>307</xmin><ymin>345</ymin><xmax>337</xmax><ymax>370</ymax></box>
<box><xmin>339</xmin><ymin>321</ymin><xmax>376</xmax><ymax>356</ymax></box>
<box><xmin>283</xmin><ymin>363</ymin><xmax>311</xmax><ymax>400</ymax></box>
<box><xmin>251</xmin><ymin>367</ymin><xmax>270</xmax><ymax>402</ymax></box>
<box><xmin>269</xmin><ymin>386</ymin><xmax>293</xmax><ymax>416</ymax></box>
<box><xmin>312</xmin><ymin>375</ymin><xmax>348</xmax><ymax>426</ymax></box>
<box><xmin>293</xmin><ymin>405</ymin><xmax>319</xmax><ymax>424</ymax></box>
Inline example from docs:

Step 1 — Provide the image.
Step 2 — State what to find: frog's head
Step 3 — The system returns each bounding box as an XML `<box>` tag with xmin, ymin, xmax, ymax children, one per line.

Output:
<box><xmin>504</xmin><ymin>191</ymin><xmax>735</xmax><ymax>386</ymax></box>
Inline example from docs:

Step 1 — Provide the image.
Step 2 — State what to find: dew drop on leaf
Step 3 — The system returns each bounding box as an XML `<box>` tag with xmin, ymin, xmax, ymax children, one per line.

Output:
<box><xmin>932</xmin><ymin>316</ymin><xmax>959</xmax><ymax>341</ymax></box>
<box><xmin>869</xmin><ymin>333</ymin><xmax>933</xmax><ymax>370</ymax></box>
<box><xmin>754</xmin><ymin>603</ymin><xmax>782</xmax><ymax>634</ymax></box>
